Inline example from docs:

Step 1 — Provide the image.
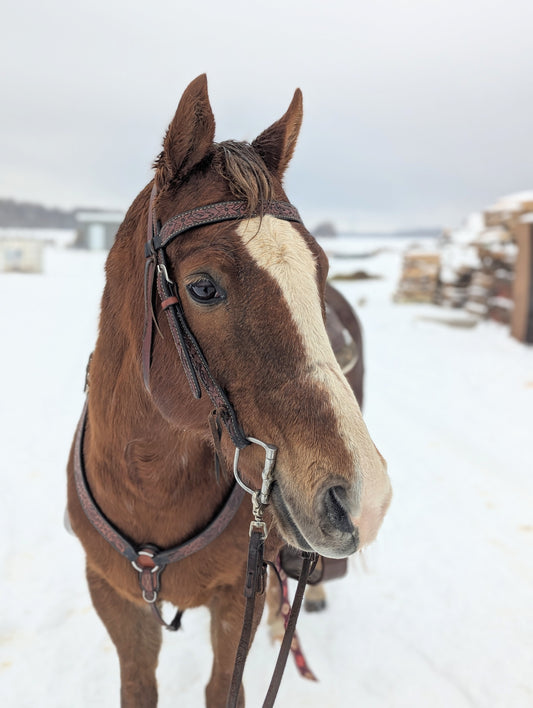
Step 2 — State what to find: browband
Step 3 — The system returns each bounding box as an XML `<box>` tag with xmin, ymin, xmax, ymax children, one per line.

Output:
<box><xmin>145</xmin><ymin>199</ymin><xmax>302</xmax><ymax>255</ymax></box>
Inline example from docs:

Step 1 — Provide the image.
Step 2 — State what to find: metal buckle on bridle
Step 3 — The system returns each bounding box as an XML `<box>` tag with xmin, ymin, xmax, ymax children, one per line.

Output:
<box><xmin>233</xmin><ymin>437</ymin><xmax>277</xmax><ymax>538</ymax></box>
<box><xmin>157</xmin><ymin>262</ymin><xmax>173</xmax><ymax>285</ymax></box>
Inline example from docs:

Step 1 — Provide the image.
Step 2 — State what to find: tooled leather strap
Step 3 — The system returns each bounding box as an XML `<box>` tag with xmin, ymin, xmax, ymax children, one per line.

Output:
<box><xmin>73</xmin><ymin>400</ymin><xmax>138</xmax><ymax>563</ymax></box>
<box><xmin>154</xmin><ymin>199</ymin><xmax>301</xmax><ymax>251</ymax></box>
<box><xmin>73</xmin><ymin>399</ymin><xmax>246</xmax><ymax>622</ymax></box>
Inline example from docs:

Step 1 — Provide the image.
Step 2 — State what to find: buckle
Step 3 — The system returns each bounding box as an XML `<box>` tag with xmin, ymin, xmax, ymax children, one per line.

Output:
<box><xmin>132</xmin><ymin>550</ymin><xmax>162</xmax><ymax>604</ymax></box>
<box><xmin>157</xmin><ymin>263</ymin><xmax>174</xmax><ymax>285</ymax></box>
<box><xmin>249</xmin><ymin>520</ymin><xmax>268</xmax><ymax>539</ymax></box>
<box><xmin>131</xmin><ymin>549</ymin><xmax>160</xmax><ymax>573</ymax></box>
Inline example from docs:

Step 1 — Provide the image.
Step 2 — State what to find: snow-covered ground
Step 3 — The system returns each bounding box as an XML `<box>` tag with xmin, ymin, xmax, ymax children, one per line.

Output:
<box><xmin>0</xmin><ymin>227</ymin><xmax>76</xmax><ymax>247</ymax></box>
<box><xmin>0</xmin><ymin>239</ymin><xmax>531</xmax><ymax>707</ymax></box>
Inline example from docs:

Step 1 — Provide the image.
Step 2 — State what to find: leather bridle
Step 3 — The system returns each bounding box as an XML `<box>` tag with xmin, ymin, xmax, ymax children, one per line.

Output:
<box><xmin>72</xmin><ymin>184</ymin><xmax>316</xmax><ymax>706</ymax></box>
<box><xmin>142</xmin><ymin>184</ymin><xmax>302</xmax><ymax>449</ymax></box>
<box><xmin>142</xmin><ymin>183</ymin><xmax>305</xmax><ymax>521</ymax></box>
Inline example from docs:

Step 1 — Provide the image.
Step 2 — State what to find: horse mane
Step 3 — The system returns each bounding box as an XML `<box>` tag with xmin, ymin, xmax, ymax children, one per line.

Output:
<box><xmin>213</xmin><ymin>140</ymin><xmax>274</xmax><ymax>216</ymax></box>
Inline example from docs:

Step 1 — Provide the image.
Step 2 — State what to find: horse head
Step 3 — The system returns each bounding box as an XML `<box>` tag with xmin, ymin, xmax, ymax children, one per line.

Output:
<box><xmin>123</xmin><ymin>75</ymin><xmax>391</xmax><ymax>559</ymax></box>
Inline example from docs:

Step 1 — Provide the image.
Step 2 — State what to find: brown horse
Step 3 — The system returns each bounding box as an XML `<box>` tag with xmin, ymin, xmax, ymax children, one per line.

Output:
<box><xmin>66</xmin><ymin>75</ymin><xmax>391</xmax><ymax>707</ymax></box>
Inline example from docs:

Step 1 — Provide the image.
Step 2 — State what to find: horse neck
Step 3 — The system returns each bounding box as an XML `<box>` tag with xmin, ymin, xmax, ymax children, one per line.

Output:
<box><xmin>85</xmin><ymin>340</ymin><xmax>228</xmax><ymax>543</ymax></box>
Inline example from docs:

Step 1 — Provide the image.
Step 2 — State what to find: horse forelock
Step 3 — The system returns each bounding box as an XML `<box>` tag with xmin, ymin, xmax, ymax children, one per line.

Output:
<box><xmin>213</xmin><ymin>140</ymin><xmax>275</xmax><ymax>216</ymax></box>
<box><xmin>150</xmin><ymin>139</ymin><xmax>278</xmax><ymax>229</ymax></box>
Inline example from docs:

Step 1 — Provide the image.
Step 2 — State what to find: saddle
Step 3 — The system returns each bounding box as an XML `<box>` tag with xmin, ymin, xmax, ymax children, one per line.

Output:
<box><xmin>279</xmin><ymin>546</ymin><xmax>348</xmax><ymax>585</ymax></box>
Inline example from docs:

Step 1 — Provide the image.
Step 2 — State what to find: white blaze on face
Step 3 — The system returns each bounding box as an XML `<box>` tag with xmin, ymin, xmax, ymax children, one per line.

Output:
<box><xmin>238</xmin><ymin>217</ymin><xmax>391</xmax><ymax>545</ymax></box>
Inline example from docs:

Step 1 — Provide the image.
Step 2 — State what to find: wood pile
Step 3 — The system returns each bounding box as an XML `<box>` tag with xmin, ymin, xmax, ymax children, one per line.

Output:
<box><xmin>398</xmin><ymin>242</ymin><xmax>517</xmax><ymax>319</ymax></box>
<box><xmin>393</xmin><ymin>191</ymin><xmax>532</xmax><ymax>336</ymax></box>
<box><xmin>437</xmin><ymin>266</ymin><xmax>474</xmax><ymax>308</ymax></box>
<box><xmin>394</xmin><ymin>252</ymin><xmax>441</xmax><ymax>303</ymax></box>
<box><xmin>473</xmin><ymin>193</ymin><xmax>530</xmax><ymax>323</ymax></box>
<box><xmin>485</xmin><ymin>265</ymin><xmax>514</xmax><ymax>324</ymax></box>
<box><xmin>484</xmin><ymin>192</ymin><xmax>533</xmax><ymax>232</ymax></box>
<box><xmin>463</xmin><ymin>231</ymin><xmax>518</xmax><ymax>324</ymax></box>
<box><xmin>439</xmin><ymin>246</ymin><xmax>517</xmax><ymax>324</ymax></box>
<box><xmin>464</xmin><ymin>271</ymin><xmax>492</xmax><ymax>317</ymax></box>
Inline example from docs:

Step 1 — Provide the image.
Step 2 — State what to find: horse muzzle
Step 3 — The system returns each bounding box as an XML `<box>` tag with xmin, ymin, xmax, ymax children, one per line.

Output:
<box><xmin>269</xmin><ymin>481</ymin><xmax>360</xmax><ymax>559</ymax></box>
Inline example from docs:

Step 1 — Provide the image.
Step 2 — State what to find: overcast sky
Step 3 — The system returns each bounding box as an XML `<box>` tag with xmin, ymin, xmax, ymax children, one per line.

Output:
<box><xmin>1</xmin><ymin>0</ymin><xmax>532</xmax><ymax>230</ymax></box>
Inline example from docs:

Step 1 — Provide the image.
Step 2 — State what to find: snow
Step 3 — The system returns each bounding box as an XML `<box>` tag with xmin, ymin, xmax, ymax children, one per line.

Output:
<box><xmin>448</xmin><ymin>212</ymin><xmax>485</xmax><ymax>246</ymax></box>
<box><xmin>1</xmin><ymin>240</ymin><xmax>532</xmax><ymax>707</ymax></box>
<box><xmin>487</xmin><ymin>191</ymin><xmax>533</xmax><ymax>211</ymax></box>
<box><xmin>76</xmin><ymin>211</ymin><xmax>124</xmax><ymax>224</ymax></box>
<box><xmin>439</xmin><ymin>244</ymin><xmax>481</xmax><ymax>284</ymax></box>
<box><xmin>0</xmin><ymin>227</ymin><xmax>77</xmax><ymax>248</ymax></box>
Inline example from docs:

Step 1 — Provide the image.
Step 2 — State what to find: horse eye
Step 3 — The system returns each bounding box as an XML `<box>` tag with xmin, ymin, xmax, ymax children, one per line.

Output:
<box><xmin>187</xmin><ymin>277</ymin><xmax>224</xmax><ymax>303</ymax></box>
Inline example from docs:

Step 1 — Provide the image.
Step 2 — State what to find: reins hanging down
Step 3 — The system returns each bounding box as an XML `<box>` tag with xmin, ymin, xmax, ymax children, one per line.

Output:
<box><xmin>226</xmin><ymin>529</ymin><xmax>317</xmax><ymax>708</ymax></box>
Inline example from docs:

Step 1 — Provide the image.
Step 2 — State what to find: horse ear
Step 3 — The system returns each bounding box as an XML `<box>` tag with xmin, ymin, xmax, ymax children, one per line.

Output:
<box><xmin>252</xmin><ymin>89</ymin><xmax>303</xmax><ymax>179</ymax></box>
<box><xmin>156</xmin><ymin>74</ymin><xmax>215</xmax><ymax>186</ymax></box>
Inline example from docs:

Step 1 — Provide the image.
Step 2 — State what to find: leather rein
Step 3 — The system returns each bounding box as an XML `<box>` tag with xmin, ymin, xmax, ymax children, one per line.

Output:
<box><xmin>73</xmin><ymin>185</ymin><xmax>317</xmax><ymax>706</ymax></box>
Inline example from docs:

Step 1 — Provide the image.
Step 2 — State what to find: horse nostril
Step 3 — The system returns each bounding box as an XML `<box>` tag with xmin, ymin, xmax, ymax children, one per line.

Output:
<box><xmin>323</xmin><ymin>485</ymin><xmax>354</xmax><ymax>534</ymax></box>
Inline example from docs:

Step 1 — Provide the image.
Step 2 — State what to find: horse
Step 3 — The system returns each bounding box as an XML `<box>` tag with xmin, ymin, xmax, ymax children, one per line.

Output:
<box><xmin>66</xmin><ymin>74</ymin><xmax>391</xmax><ymax>707</ymax></box>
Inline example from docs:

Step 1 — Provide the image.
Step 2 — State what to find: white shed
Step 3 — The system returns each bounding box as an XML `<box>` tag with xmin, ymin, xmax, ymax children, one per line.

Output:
<box><xmin>75</xmin><ymin>211</ymin><xmax>124</xmax><ymax>250</ymax></box>
<box><xmin>0</xmin><ymin>237</ymin><xmax>44</xmax><ymax>273</ymax></box>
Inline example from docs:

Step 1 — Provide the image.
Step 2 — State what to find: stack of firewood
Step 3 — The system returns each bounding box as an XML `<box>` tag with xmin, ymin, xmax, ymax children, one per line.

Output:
<box><xmin>437</xmin><ymin>266</ymin><xmax>474</xmax><ymax>309</ymax></box>
<box><xmin>483</xmin><ymin>192</ymin><xmax>533</xmax><ymax>233</ymax></box>
<box><xmin>464</xmin><ymin>271</ymin><xmax>493</xmax><ymax>317</ymax></box>
<box><xmin>481</xmin><ymin>194</ymin><xmax>533</xmax><ymax>332</ymax></box>
<box><xmin>468</xmin><ymin>248</ymin><xmax>515</xmax><ymax>323</ymax></box>
<box><xmin>440</xmin><ymin>246</ymin><xmax>517</xmax><ymax>323</ymax></box>
<box><xmin>439</xmin><ymin>194</ymin><xmax>528</xmax><ymax>324</ymax></box>
<box><xmin>394</xmin><ymin>252</ymin><xmax>441</xmax><ymax>303</ymax></box>
<box><xmin>393</xmin><ymin>191</ymin><xmax>531</xmax><ymax>332</ymax></box>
